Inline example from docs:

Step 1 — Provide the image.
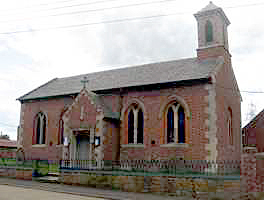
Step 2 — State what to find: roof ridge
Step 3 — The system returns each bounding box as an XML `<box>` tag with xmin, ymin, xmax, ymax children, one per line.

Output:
<box><xmin>18</xmin><ymin>56</ymin><xmax>219</xmax><ymax>101</ymax></box>
<box><xmin>17</xmin><ymin>78</ymin><xmax>58</xmax><ymax>101</ymax></box>
<box><xmin>58</xmin><ymin>57</ymin><xmax>197</xmax><ymax>80</ymax></box>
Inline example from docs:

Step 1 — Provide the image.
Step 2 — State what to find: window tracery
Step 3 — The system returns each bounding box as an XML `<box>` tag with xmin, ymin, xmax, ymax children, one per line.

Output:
<box><xmin>166</xmin><ymin>103</ymin><xmax>185</xmax><ymax>144</ymax></box>
<box><xmin>128</xmin><ymin>104</ymin><xmax>144</xmax><ymax>144</ymax></box>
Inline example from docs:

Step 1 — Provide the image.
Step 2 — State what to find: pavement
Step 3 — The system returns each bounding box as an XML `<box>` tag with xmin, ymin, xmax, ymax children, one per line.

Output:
<box><xmin>0</xmin><ymin>177</ymin><xmax>193</xmax><ymax>200</ymax></box>
<box><xmin>0</xmin><ymin>177</ymin><xmax>248</xmax><ymax>200</ymax></box>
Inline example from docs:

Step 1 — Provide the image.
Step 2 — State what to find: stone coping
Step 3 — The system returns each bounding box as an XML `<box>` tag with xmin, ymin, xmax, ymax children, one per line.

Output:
<box><xmin>121</xmin><ymin>144</ymin><xmax>144</xmax><ymax>148</ymax></box>
<box><xmin>32</xmin><ymin>144</ymin><xmax>48</xmax><ymax>148</ymax></box>
<box><xmin>256</xmin><ymin>152</ymin><xmax>264</xmax><ymax>159</ymax></box>
<box><xmin>121</xmin><ymin>144</ymin><xmax>191</xmax><ymax>148</ymax></box>
<box><xmin>160</xmin><ymin>143</ymin><xmax>191</xmax><ymax>148</ymax></box>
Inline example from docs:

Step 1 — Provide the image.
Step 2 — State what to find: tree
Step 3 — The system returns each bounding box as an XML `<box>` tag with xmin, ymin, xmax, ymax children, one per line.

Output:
<box><xmin>0</xmin><ymin>132</ymin><xmax>10</xmax><ymax>140</ymax></box>
<box><xmin>246</xmin><ymin>101</ymin><xmax>257</xmax><ymax>122</ymax></box>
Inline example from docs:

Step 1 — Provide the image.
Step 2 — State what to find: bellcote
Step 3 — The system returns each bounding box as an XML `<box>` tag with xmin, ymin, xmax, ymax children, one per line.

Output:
<box><xmin>194</xmin><ymin>2</ymin><xmax>230</xmax><ymax>58</ymax></box>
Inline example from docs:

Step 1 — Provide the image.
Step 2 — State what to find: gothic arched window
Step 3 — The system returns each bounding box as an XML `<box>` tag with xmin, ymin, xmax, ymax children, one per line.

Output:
<box><xmin>228</xmin><ymin>108</ymin><xmax>233</xmax><ymax>145</ymax></box>
<box><xmin>128</xmin><ymin>110</ymin><xmax>134</xmax><ymax>144</ymax></box>
<box><xmin>166</xmin><ymin>103</ymin><xmax>185</xmax><ymax>144</ymax></box>
<box><xmin>59</xmin><ymin>119</ymin><xmax>64</xmax><ymax>145</ymax></box>
<box><xmin>206</xmin><ymin>20</ymin><xmax>213</xmax><ymax>42</ymax></box>
<box><xmin>128</xmin><ymin>105</ymin><xmax>144</xmax><ymax>144</ymax></box>
<box><xmin>36</xmin><ymin>112</ymin><xmax>46</xmax><ymax>144</ymax></box>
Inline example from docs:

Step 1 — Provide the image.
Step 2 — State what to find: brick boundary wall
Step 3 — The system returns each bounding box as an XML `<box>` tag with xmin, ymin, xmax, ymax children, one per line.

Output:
<box><xmin>240</xmin><ymin>147</ymin><xmax>264</xmax><ymax>193</ymax></box>
<box><xmin>0</xmin><ymin>147</ymin><xmax>263</xmax><ymax>194</ymax></box>
<box><xmin>240</xmin><ymin>147</ymin><xmax>257</xmax><ymax>192</ymax></box>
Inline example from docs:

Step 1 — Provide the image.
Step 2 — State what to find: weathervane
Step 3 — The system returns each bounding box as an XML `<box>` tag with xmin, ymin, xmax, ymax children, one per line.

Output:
<box><xmin>81</xmin><ymin>76</ymin><xmax>89</xmax><ymax>89</ymax></box>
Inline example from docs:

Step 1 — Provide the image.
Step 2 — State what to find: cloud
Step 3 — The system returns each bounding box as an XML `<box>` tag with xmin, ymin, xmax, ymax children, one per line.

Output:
<box><xmin>0</xmin><ymin>0</ymin><xmax>263</xmax><ymax>139</ymax></box>
<box><xmin>98</xmin><ymin>14</ymin><xmax>196</xmax><ymax>68</ymax></box>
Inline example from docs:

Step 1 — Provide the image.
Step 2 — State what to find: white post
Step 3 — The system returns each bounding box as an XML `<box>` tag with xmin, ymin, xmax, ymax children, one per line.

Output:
<box><xmin>133</xmin><ymin>109</ymin><xmax>138</xmax><ymax>144</ymax></box>
<box><xmin>90</xmin><ymin>128</ymin><xmax>94</xmax><ymax>168</ymax></box>
<box><xmin>173</xmin><ymin>104</ymin><xmax>180</xmax><ymax>143</ymax></box>
<box><xmin>39</xmin><ymin>114</ymin><xmax>44</xmax><ymax>144</ymax></box>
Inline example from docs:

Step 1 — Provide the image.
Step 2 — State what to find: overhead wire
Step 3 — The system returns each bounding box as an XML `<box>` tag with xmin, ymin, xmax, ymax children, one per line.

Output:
<box><xmin>0</xmin><ymin>1</ymin><xmax>263</xmax><ymax>34</ymax></box>
<box><xmin>0</xmin><ymin>0</ymin><xmax>264</xmax><ymax>22</ymax></box>
<box><xmin>0</xmin><ymin>0</ymin><xmax>179</xmax><ymax>23</ymax></box>
<box><xmin>0</xmin><ymin>12</ymin><xmax>188</xmax><ymax>35</ymax></box>
<box><xmin>214</xmin><ymin>83</ymin><xmax>264</xmax><ymax>94</ymax></box>
<box><xmin>0</xmin><ymin>1</ymin><xmax>263</xmax><ymax>136</ymax></box>
<box><xmin>0</xmin><ymin>0</ymin><xmax>123</xmax><ymax>17</ymax></box>
<box><xmin>0</xmin><ymin>1</ymin><xmax>263</xmax><ymax>93</ymax></box>
<box><xmin>0</xmin><ymin>0</ymin><xmax>92</xmax><ymax>13</ymax></box>
<box><xmin>225</xmin><ymin>1</ymin><xmax>264</xmax><ymax>9</ymax></box>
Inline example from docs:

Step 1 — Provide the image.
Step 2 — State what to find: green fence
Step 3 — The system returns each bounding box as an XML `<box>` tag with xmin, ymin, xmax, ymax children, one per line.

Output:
<box><xmin>0</xmin><ymin>159</ymin><xmax>240</xmax><ymax>179</ymax></box>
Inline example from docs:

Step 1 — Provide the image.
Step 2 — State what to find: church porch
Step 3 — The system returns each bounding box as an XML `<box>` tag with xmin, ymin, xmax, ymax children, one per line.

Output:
<box><xmin>61</xmin><ymin>128</ymin><xmax>104</xmax><ymax>170</ymax></box>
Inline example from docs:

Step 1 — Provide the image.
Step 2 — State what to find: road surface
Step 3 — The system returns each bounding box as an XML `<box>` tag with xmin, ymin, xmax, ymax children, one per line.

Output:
<box><xmin>0</xmin><ymin>185</ymin><xmax>102</xmax><ymax>200</ymax></box>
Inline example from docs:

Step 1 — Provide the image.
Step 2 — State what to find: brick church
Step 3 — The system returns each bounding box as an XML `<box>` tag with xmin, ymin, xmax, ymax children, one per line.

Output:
<box><xmin>17</xmin><ymin>2</ymin><xmax>241</xmax><ymax>165</ymax></box>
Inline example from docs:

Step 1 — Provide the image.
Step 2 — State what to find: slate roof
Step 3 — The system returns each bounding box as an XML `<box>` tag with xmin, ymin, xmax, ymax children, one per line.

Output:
<box><xmin>18</xmin><ymin>57</ymin><xmax>221</xmax><ymax>101</ymax></box>
<box><xmin>242</xmin><ymin>109</ymin><xmax>264</xmax><ymax>130</ymax></box>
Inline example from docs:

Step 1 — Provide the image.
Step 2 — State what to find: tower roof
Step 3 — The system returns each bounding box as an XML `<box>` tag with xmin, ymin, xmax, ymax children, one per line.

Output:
<box><xmin>194</xmin><ymin>1</ymin><xmax>230</xmax><ymax>26</ymax></box>
<box><xmin>200</xmin><ymin>1</ymin><xmax>219</xmax><ymax>12</ymax></box>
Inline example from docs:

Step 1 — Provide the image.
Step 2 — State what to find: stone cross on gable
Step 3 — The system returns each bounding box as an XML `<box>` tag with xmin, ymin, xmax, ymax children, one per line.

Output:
<box><xmin>81</xmin><ymin>76</ymin><xmax>89</xmax><ymax>89</ymax></box>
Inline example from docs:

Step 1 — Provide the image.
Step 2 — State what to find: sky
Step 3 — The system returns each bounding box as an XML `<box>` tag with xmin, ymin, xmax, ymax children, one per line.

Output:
<box><xmin>0</xmin><ymin>0</ymin><xmax>263</xmax><ymax>140</ymax></box>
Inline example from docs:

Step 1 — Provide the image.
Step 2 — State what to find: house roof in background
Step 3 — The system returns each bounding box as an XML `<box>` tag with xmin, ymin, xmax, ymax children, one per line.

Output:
<box><xmin>0</xmin><ymin>139</ymin><xmax>16</xmax><ymax>148</ymax></box>
<box><xmin>242</xmin><ymin>109</ymin><xmax>264</xmax><ymax>130</ymax></box>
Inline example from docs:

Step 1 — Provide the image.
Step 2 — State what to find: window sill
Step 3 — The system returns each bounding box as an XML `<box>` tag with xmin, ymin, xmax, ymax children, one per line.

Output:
<box><xmin>160</xmin><ymin>143</ymin><xmax>191</xmax><ymax>148</ymax></box>
<box><xmin>256</xmin><ymin>152</ymin><xmax>264</xmax><ymax>159</ymax></box>
<box><xmin>32</xmin><ymin>144</ymin><xmax>48</xmax><ymax>148</ymax></box>
<box><xmin>121</xmin><ymin>144</ymin><xmax>144</xmax><ymax>148</ymax></box>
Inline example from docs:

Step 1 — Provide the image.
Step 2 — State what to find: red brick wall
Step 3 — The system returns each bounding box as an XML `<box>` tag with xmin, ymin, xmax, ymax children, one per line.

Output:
<box><xmin>103</xmin><ymin>121</ymin><xmax>120</xmax><ymax>161</ymax></box>
<box><xmin>197</xmin><ymin>46</ymin><xmax>231</xmax><ymax>60</ymax></box>
<box><xmin>120</xmin><ymin>84</ymin><xmax>209</xmax><ymax>161</ymax></box>
<box><xmin>240</xmin><ymin>148</ymin><xmax>258</xmax><ymax>192</ymax></box>
<box><xmin>21</xmin><ymin>97</ymin><xmax>74</xmax><ymax>160</ymax></box>
<box><xmin>243</xmin><ymin>111</ymin><xmax>264</xmax><ymax>152</ymax></box>
<box><xmin>213</xmin><ymin>53</ymin><xmax>241</xmax><ymax>161</ymax></box>
<box><xmin>66</xmin><ymin>92</ymin><xmax>97</xmax><ymax>129</ymax></box>
<box><xmin>0</xmin><ymin>149</ymin><xmax>16</xmax><ymax>158</ymax></box>
<box><xmin>20</xmin><ymin>55</ymin><xmax>241</xmax><ymax>163</ymax></box>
